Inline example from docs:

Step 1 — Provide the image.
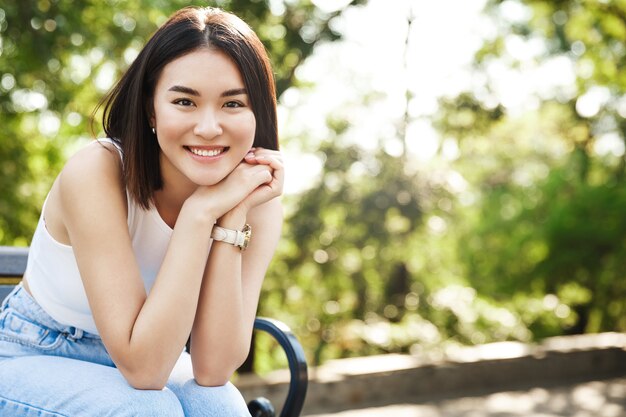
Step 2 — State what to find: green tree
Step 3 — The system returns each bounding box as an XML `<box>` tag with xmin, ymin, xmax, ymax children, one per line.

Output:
<box><xmin>262</xmin><ymin>139</ymin><xmax>424</xmax><ymax>365</ymax></box>
<box><xmin>435</xmin><ymin>0</ymin><xmax>626</xmax><ymax>337</ymax></box>
<box><xmin>0</xmin><ymin>0</ymin><xmax>364</xmax><ymax>245</ymax></box>
<box><xmin>256</xmin><ymin>6</ymin><xmax>537</xmax><ymax>365</ymax></box>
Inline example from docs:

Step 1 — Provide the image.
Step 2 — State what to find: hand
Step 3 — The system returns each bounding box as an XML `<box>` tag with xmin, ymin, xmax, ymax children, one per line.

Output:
<box><xmin>185</xmin><ymin>159</ymin><xmax>274</xmax><ymax>222</ymax></box>
<box><xmin>237</xmin><ymin>147</ymin><xmax>284</xmax><ymax>212</ymax></box>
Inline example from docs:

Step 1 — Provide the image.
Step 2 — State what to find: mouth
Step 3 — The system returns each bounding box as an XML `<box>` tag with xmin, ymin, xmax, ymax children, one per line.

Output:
<box><xmin>186</xmin><ymin>146</ymin><xmax>228</xmax><ymax>157</ymax></box>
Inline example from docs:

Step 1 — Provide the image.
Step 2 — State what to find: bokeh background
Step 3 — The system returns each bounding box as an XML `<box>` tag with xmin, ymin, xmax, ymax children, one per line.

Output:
<box><xmin>2</xmin><ymin>0</ymin><xmax>625</xmax><ymax>374</ymax></box>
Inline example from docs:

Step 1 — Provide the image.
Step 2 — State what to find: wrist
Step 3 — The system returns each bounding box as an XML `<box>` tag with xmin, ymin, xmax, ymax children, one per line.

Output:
<box><xmin>211</xmin><ymin>223</ymin><xmax>252</xmax><ymax>251</ymax></box>
<box><xmin>179</xmin><ymin>199</ymin><xmax>218</xmax><ymax>231</ymax></box>
<box><xmin>217</xmin><ymin>205</ymin><xmax>247</xmax><ymax>229</ymax></box>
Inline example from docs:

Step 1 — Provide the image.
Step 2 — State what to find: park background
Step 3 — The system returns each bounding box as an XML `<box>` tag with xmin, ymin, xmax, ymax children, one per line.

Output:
<box><xmin>1</xmin><ymin>0</ymin><xmax>625</xmax><ymax>376</ymax></box>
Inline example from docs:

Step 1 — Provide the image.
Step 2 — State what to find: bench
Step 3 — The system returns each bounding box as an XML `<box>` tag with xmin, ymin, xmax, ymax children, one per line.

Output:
<box><xmin>0</xmin><ymin>246</ymin><xmax>307</xmax><ymax>417</ymax></box>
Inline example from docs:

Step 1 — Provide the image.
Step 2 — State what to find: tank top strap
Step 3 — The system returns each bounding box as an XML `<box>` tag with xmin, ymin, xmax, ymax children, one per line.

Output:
<box><xmin>95</xmin><ymin>138</ymin><xmax>124</xmax><ymax>164</ymax></box>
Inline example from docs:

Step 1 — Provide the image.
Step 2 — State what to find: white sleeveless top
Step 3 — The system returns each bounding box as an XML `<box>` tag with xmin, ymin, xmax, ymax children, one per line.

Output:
<box><xmin>25</xmin><ymin>139</ymin><xmax>173</xmax><ymax>335</ymax></box>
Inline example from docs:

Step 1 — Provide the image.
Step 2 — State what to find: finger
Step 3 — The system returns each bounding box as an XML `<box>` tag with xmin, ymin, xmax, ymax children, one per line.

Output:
<box><xmin>248</xmin><ymin>164</ymin><xmax>274</xmax><ymax>185</ymax></box>
<box><xmin>257</xmin><ymin>157</ymin><xmax>283</xmax><ymax>189</ymax></box>
<box><xmin>249</xmin><ymin>155</ymin><xmax>283</xmax><ymax>171</ymax></box>
<box><xmin>257</xmin><ymin>162</ymin><xmax>283</xmax><ymax>191</ymax></box>
<box><xmin>244</xmin><ymin>150</ymin><xmax>280</xmax><ymax>165</ymax></box>
<box><xmin>243</xmin><ymin>151</ymin><xmax>257</xmax><ymax>163</ymax></box>
<box><xmin>255</xmin><ymin>149</ymin><xmax>281</xmax><ymax>159</ymax></box>
<box><xmin>246</xmin><ymin>148</ymin><xmax>281</xmax><ymax>159</ymax></box>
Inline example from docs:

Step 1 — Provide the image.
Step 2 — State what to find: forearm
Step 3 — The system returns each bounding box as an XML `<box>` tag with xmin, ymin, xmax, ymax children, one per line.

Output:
<box><xmin>190</xmin><ymin>211</ymin><xmax>255</xmax><ymax>385</ymax></box>
<box><xmin>116</xmin><ymin>210</ymin><xmax>215</xmax><ymax>389</ymax></box>
<box><xmin>118</xmin><ymin>161</ymin><xmax>280</xmax><ymax>387</ymax></box>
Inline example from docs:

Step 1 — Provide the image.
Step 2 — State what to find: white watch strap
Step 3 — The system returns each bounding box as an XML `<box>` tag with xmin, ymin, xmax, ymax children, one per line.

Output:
<box><xmin>211</xmin><ymin>225</ymin><xmax>240</xmax><ymax>246</ymax></box>
<box><xmin>211</xmin><ymin>224</ymin><xmax>251</xmax><ymax>250</ymax></box>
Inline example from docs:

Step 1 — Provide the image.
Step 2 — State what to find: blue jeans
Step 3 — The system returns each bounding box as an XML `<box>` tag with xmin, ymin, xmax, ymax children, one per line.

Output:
<box><xmin>0</xmin><ymin>286</ymin><xmax>251</xmax><ymax>416</ymax></box>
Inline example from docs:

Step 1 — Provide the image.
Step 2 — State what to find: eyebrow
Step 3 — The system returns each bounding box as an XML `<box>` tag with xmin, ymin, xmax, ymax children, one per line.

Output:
<box><xmin>221</xmin><ymin>88</ymin><xmax>247</xmax><ymax>97</ymax></box>
<box><xmin>167</xmin><ymin>85</ymin><xmax>247</xmax><ymax>97</ymax></box>
<box><xmin>168</xmin><ymin>85</ymin><xmax>200</xmax><ymax>96</ymax></box>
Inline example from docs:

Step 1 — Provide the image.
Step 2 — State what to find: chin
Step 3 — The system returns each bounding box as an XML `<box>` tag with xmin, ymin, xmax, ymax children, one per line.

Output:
<box><xmin>188</xmin><ymin>173</ymin><xmax>229</xmax><ymax>187</ymax></box>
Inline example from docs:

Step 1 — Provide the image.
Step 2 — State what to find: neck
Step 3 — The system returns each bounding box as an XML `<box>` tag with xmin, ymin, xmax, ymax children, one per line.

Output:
<box><xmin>153</xmin><ymin>156</ymin><xmax>198</xmax><ymax>229</ymax></box>
<box><xmin>153</xmin><ymin>184</ymin><xmax>195</xmax><ymax>229</ymax></box>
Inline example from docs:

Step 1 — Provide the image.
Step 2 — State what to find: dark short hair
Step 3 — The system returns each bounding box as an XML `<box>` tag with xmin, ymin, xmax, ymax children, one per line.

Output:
<box><xmin>99</xmin><ymin>7</ymin><xmax>278</xmax><ymax>209</ymax></box>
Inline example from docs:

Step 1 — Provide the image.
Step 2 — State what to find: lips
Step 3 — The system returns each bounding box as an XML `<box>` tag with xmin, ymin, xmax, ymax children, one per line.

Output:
<box><xmin>186</xmin><ymin>146</ymin><xmax>228</xmax><ymax>157</ymax></box>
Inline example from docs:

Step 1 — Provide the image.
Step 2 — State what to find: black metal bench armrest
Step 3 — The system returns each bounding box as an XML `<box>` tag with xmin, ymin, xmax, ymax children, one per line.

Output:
<box><xmin>253</xmin><ymin>317</ymin><xmax>308</xmax><ymax>417</ymax></box>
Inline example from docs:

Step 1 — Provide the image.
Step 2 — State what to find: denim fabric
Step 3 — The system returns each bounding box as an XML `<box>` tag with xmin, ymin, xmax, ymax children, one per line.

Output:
<box><xmin>0</xmin><ymin>286</ymin><xmax>251</xmax><ymax>416</ymax></box>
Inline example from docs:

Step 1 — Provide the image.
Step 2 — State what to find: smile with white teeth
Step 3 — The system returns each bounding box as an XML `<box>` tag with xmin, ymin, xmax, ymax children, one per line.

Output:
<box><xmin>188</xmin><ymin>147</ymin><xmax>224</xmax><ymax>157</ymax></box>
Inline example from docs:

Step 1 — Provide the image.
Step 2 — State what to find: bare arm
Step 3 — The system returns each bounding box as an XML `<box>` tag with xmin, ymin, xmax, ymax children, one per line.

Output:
<box><xmin>58</xmin><ymin>143</ymin><xmax>273</xmax><ymax>389</ymax></box>
<box><xmin>190</xmin><ymin>149</ymin><xmax>284</xmax><ymax>385</ymax></box>
<box><xmin>190</xmin><ymin>199</ymin><xmax>282</xmax><ymax>385</ymax></box>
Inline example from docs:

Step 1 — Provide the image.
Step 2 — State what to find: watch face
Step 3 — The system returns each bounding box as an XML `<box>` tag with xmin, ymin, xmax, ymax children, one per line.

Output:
<box><xmin>241</xmin><ymin>224</ymin><xmax>252</xmax><ymax>250</ymax></box>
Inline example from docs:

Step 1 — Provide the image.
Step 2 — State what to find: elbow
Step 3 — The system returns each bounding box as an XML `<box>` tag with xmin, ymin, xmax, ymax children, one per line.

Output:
<box><xmin>108</xmin><ymin>340</ymin><xmax>177</xmax><ymax>390</ymax></box>
<box><xmin>192</xmin><ymin>360</ymin><xmax>240</xmax><ymax>387</ymax></box>
<box><xmin>193</xmin><ymin>371</ymin><xmax>233</xmax><ymax>387</ymax></box>
<box><xmin>192</xmin><ymin>350</ymin><xmax>249</xmax><ymax>387</ymax></box>
<box><xmin>120</xmin><ymin>366</ymin><xmax>169</xmax><ymax>391</ymax></box>
<box><xmin>127</xmin><ymin>377</ymin><xmax>167</xmax><ymax>391</ymax></box>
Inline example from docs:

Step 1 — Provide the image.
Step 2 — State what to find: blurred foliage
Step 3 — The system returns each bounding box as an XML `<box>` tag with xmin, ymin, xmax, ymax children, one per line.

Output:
<box><xmin>259</xmin><ymin>0</ymin><xmax>626</xmax><ymax>368</ymax></box>
<box><xmin>0</xmin><ymin>0</ymin><xmax>369</xmax><ymax>373</ymax></box>
<box><xmin>0</xmin><ymin>0</ymin><xmax>364</xmax><ymax>246</ymax></box>
<box><xmin>263</xmin><ymin>141</ymin><xmax>424</xmax><ymax>365</ymax></box>
<box><xmin>434</xmin><ymin>0</ymin><xmax>626</xmax><ymax>339</ymax></box>
<box><xmin>4</xmin><ymin>0</ymin><xmax>626</xmax><ymax>375</ymax></box>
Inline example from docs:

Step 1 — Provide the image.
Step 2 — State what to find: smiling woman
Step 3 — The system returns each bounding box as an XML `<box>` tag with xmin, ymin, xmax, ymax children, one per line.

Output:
<box><xmin>102</xmin><ymin>6</ymin><xmax>279</xmax><ymax>211</ymax></box>
<box><xmin>0</xmin><ymin>6</ymin><xmax>283</xmax><ymax>417</ymax></box>
<box><xmin>152</xmin><ymin>49</ymin><xmax>257</xmax><ymax>192</ymax></box>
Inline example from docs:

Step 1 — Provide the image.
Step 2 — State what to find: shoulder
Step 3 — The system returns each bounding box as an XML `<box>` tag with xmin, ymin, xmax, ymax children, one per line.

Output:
<box><xmin>57</xmin><ymin>140</ymin><xmax>126</xmax><ymax>215</ymax></box>
<box><xmin>59</xmin><ymin>141</ymin><xmax>123</xmax><ymax>194</ymax></box>
<box><xmin>61</xmin><ymin>140</ymin><xmax>122</xmax><ymax>177</ymax></box>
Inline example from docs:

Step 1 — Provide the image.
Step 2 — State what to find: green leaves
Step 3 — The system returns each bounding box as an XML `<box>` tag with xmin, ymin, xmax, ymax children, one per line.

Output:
<box><xmin>438</xmin><ymin>0</ymin><xmax>626</xmax><ymax>339</ymax></box>
<box><xmin>0</xmin><ymin>0</ymin><xmax>363</xmax><ymax>245</ymax></box>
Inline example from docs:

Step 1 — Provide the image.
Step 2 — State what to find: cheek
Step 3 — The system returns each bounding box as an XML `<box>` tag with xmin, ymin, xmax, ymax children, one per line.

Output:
<box><xmin>235</xmin><ymin>113</ymin><xmax>256</xmax><ymax>146</ymax></box>
<box><xmin>154</xmin><ymin>106</ymin><xmax>185</xmax><ymax>139</ymax></box>
<box><xmin>221</xmin><ymin>114</ymin><xmax>255</xmax><ymax>174</ymax></box>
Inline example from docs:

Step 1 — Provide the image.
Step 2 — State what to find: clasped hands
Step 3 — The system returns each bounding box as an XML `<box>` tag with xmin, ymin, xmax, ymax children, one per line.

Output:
<box><xmin>186</xmin><ymin>147</ymin><xmax>283</xmax><ymax>223</ymax></box>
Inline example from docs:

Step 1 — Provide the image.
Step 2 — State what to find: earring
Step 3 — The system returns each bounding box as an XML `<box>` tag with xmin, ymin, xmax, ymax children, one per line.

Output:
<box><xmin>151</xmin><ymin>127</ymin><xmax>156</xmax><ymax>135</ymax></box>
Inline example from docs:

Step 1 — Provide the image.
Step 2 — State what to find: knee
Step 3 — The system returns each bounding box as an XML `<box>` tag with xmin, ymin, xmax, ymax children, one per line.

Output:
<box><xmin>172</xmin><ymin>381</ymin><xmax>250</xmax><ymax>417</ymax></box>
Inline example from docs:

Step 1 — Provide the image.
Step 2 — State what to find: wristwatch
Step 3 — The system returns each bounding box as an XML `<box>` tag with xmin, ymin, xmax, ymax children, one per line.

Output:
<box><xmin>211</xmin><ymin>224</ymin><xmax>252</xmax><ymax>251</ymax></box>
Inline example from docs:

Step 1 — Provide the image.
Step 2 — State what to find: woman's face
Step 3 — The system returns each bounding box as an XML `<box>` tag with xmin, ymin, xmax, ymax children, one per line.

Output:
<box><xmin>152</xmin><ymin>48</ymin><xmax>256</xmax><ymax>188</ymax></box>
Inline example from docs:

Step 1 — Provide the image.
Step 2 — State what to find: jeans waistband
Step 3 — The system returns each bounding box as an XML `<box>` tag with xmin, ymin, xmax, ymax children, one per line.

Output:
<box><xmin>1</xmin><ymin>285</ymin><xmax>100</xmax><ymax>340</ymax></box>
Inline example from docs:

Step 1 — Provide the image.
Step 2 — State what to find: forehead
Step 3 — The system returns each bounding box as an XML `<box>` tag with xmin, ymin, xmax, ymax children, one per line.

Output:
<box><xmin>156</xmin><ymin>48</ymin><xmax>245</xmax><ymax>91</ymax></box>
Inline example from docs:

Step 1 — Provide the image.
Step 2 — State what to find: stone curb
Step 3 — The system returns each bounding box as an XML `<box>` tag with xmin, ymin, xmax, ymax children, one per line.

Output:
<box><xmin>236</xmin><ymin>332</ymin><xmax>626</xmax><ymax>415</ymax></box>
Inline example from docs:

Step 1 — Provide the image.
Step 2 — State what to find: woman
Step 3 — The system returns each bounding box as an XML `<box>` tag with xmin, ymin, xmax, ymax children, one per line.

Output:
<box><xmin>0</xmin><ymin>6</ymin><xmax>283</xmax><ymax>416</ymax></box>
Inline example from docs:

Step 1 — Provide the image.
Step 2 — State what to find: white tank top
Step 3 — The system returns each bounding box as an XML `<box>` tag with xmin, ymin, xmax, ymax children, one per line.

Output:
<box><xmin>25</xmin><ymin>139</ymin><xmax>173</xmax><ymax>335</ymax></box>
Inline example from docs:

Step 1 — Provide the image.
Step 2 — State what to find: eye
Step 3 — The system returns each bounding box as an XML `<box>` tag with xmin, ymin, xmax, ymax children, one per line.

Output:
<box><xmin>173</xmin><ymin>98</ymin><xmax>194</xmax><ymax>107</ymax></box>
<box><xmin>224</xmin><ymin>101</ymin><xmax>244</xmax><ymax>108</ymax></box>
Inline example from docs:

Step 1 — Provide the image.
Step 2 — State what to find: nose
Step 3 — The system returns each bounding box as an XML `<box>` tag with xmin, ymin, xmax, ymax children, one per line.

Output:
<box><xmin>193</xmin><ymin>108</ymin><xmax>223</xmax><ymax>139</ymax></box>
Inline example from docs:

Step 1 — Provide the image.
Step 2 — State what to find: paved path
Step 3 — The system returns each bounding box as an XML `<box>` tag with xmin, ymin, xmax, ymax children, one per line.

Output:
<box><xmin>304</xmin><ymin>377</ymin><xmax>626</xmax><ymax>417</ymax></box>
